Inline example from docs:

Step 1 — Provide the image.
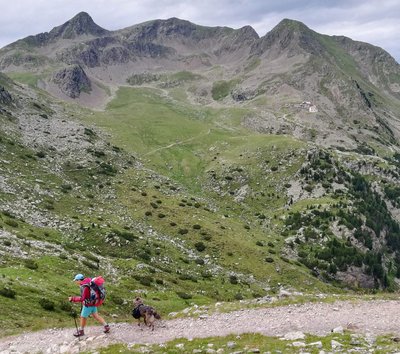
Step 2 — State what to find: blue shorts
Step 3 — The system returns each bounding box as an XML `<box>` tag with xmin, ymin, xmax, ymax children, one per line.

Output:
<box><xmin>81</xmin><ymin>306</ymin><xmax>98</xmax><ymax>318</ymax></box>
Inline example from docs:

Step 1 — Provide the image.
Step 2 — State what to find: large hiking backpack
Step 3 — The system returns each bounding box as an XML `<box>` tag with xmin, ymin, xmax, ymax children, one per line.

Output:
<box><xmin>84</xmin><ymin>276</ymin><xmax>106</xmax><ymax>307</ymax></box>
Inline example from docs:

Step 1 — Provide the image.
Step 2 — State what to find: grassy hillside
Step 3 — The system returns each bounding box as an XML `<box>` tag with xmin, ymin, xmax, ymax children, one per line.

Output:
<box><xmin>0</xmin><ymin>83</ymin><xmax>337</xmax><ymax>336</ymax></box>
<box><xmin>2</xmin><ymin>77</ymin><xmax>400</xmax><ymax>337</ymax></box>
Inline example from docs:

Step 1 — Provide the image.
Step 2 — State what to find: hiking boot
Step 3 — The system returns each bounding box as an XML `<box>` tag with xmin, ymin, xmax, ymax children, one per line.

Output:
<box><xmin>73</xmin><ymin>329</ymin><xmax>84</xmax><ymax>337</ymax></box>
<box><xmin>103</xmin><ymin>324</ymin><xmax>110</xmax><ymax>333</ymax></box>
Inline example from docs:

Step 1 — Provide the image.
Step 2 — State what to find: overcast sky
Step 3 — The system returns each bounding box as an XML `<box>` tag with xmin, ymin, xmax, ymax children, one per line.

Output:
<box><xmin>0</xmin><ymin>0</ymin><xmax>399</xmax><ymax>62</ymax></box>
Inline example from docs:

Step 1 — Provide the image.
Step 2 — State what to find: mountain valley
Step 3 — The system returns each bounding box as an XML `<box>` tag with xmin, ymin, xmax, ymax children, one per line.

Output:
<box><xmin>1</xmin><ymin>12</ymin><xmax>400</xmax><ymax>340</ymax></box>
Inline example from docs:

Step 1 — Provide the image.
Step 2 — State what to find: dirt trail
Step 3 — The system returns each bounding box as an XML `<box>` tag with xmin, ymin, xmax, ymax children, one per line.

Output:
<box><xmin>1</xmin><ymin>300</ymin><xmax>399</xmax><ymax>353</ymax></box>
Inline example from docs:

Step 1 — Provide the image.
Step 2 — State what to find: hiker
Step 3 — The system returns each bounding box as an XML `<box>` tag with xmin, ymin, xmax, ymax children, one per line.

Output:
<box><xmin>68</xmin><ymin>273</ymin><xmax>110</xmax><ymax>337</ymax></box>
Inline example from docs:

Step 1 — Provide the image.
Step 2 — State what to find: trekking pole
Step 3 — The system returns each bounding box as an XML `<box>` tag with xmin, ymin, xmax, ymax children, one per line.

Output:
<box><xmin>71</xmin><ymin>308</ymin><xmax>81</xmax><ymax>342</ymax></box>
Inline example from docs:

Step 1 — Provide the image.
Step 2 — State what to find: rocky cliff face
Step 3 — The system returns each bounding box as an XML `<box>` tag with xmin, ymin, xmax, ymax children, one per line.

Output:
<box><xmin>52</xmin><ymin>65</ymin><xmax>91</xmax><ymax>98</ymax></box>
<box><xmin>0</xmin><ymin>86</ymin><xmax>12</xmax><ymax>105</ymax></box>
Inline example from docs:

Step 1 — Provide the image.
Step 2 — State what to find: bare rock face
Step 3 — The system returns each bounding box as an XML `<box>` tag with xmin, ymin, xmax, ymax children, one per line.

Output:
<box><xmin>48</xmin><ymin>11</ymin><xmax>109</xmax><ymax>40</ymax></box>
<box><xmin>231</xmin><ymin>87</ymin><xmax>258</xmax><ymax>101</ymax></box>
<box><xmin>52</xmin><ymin>65</ymin><xmax>91</xmax><ymax>98</ymax></box>
<box><xmin>0</xmin><ymin>86</ymin><xmax>12</xmax><ymax>105</ymax></box>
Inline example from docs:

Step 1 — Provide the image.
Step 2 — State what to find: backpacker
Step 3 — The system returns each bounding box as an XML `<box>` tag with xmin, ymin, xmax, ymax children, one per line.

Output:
<box><xmin>83</xmin><ymin>276</ymin><xmax>106</xmax><ymax>307</ymax></box>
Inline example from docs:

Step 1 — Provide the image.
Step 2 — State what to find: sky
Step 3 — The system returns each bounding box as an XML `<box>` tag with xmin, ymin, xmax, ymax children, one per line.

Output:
<box><xmin>0</xmin><ymin>0</ymin><xmax>399</xmax><ymax>62</ymax></box>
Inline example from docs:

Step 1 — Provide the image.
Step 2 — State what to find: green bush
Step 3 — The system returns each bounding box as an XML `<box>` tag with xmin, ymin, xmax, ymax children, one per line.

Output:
<box><xmin>24</xmin><ymin>259</ymin><xmax>38</xmax><ymax>270</ymax></box>
<box><xmin>234</xmin><ymin>293</ymin><xmax>244</xmax><ymax>300</ymax></box>
<box><xmin>229</xmin><ymin>275</ymin><xmax>238</xmax><ymax>284</ymax></box>
<box><xmin>194</xmin><ymin>242</ymin><xmax>206</xmax><ymax>252</ymax></box>
<box><xmin>176</xmin><ymin>291</ymin><xmax>192</xmax><ymax>300</ymax></box>
<box><xmin>60</xmin><ymin>301</ymin><xmax>72</xmax><ymax>312</ymax></box>
<box><xmin>134</xmin><ymin>275</ymin><xmax>153</xmax><ymax>286</ymax></box>
<box><xmin>39</xmin><ymin>298</ymin><xmax>55</xmax><ymax>311</ymax></box>
<box><xmin>0</xmin><ymin>287</ymin><xmax>16</xmax><ymax>299</ymax></box>
<box><xmin>5</xmin><ymin>219</ymin><xmax>18</xmax><ymax>227</ymax></box>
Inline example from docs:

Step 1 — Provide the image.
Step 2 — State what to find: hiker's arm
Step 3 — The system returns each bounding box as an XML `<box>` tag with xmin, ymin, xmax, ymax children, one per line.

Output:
<box><xmin>69</xmin><ymin>295</ymin><xmax>82</xmax><ymax>303</ymax></box>
<box><xmin>69</xmin><ymin>287</ymin><xmax>89</xmax><ymax>303</ymax></box>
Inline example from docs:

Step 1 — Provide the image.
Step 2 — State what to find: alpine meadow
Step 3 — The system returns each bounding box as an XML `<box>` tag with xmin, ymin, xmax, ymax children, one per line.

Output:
<box><xmin>2</xmin><ymin>10</ymin><xmax>400</xmax><ymax>351</ymax></box>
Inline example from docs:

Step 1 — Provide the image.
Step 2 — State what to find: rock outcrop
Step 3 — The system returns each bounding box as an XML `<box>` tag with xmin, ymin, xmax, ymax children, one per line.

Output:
<box><xmin>0</xmin><ymin>86</ymin><xmax>12</xmax><ymax>105</ymax></box>
<box><xmin>52</xmin><ymin>65</ymin><xmax>91</xmax><ymax>98</ymax></box>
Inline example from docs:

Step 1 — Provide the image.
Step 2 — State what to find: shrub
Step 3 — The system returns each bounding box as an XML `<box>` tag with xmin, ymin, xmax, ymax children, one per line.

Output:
<box><xmin>265</xmin><ymin>257</ymin><xmax>274</xmax><ymax>263</ymax></box>
<box><xmin>39</xmin><ymin>298</ymin><xmax>55</xmax><ymax>311</ymax></box>
<box><xmin>5</xmin><ymin>219</ymin><xmax>18</xmax><ymax>228</ymax></box>
<box><xmin>201</xmin><ymin>271</ymin><xmax>212</xmax><ymax>279</ymax></box>
<box><xmin>192</xmin><ymin>224</ymin><xmax>201</xmax><ymax>230</ymax></box>
<box><xmin>145</xmin><ymin>211</ymin><xmax>152</xmax><ymax>216</ymax></box>
<box><xmin>229</xmin><ymin>275</ymin><xmax>238</xmax><ymax>284</ymax></box>
<box><xmin>194</xmin><ymin>242</ymin><xmax>206</xmax><ymax>252</ymax></box>
<box><xmin>0</xmin><ymin>287</ymin><xmax>16</xmax><ymax>299</ymax></box>
<box><xmin>178</xmin><ymin>228</ymin><xmax>188</xmax><ymax>235</ymax></box>
<box><xmin>61</xmin><ymin>184</ymin><xmax>73</xmax><ymax>193</ymax></box>
<box><xmin>158</xmin><ymin>213</ymin><xmax>166</xmax><ymax>218</ymax></box>
<box><xmin>119</xmin><ymin>231</ymin><xmax>137</xmax><ymax>241</ymax></box>
<box><xmin>60</xmin><ymin>301</ymin><xmax>72</xmax><ymax>312</ymax></box>
<box><xmin>176</xmin><ymin>291</ymin><xmax>192</xmax><ymax>300</ymax></box>
<box><xmin>24</xmin><ymin>259</ymin><xmax>38</xmax><ymax>270</ymax></box>
<box><xmin>234</xmin><ymin>293</ymin><xmax>244</xmax><ymax>300</ymax></box>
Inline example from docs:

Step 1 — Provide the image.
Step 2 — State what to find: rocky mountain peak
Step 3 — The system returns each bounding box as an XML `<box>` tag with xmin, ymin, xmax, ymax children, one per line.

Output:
<box><xmin>49</xmin><ymin>11</ymin><xmax>109</xmax><ymax>39</ymax></box>
<box><xmin>251</xmin><ymin>18</ymin><xmax>324</xmax><ymax>57</ymax></box>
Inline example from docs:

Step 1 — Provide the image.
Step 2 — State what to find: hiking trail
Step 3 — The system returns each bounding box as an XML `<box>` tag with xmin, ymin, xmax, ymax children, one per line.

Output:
<box><xmin>1</xmin><ymin>299</ymin><xmax>400</xmax><ymax>353</ymax></box>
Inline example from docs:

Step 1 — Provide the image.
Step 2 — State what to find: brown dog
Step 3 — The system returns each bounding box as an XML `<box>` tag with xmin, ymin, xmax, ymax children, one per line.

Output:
<box><xmin>131</xmin><ymin>297</ymin><xmax>161</xmax><ymax>331</ymax></box>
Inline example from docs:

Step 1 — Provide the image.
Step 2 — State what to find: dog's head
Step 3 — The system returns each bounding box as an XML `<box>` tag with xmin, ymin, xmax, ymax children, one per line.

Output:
<box><xmin>133</xmin><ymin>296</ymin><xmax>144</xmax><ymax>307</ymax></box>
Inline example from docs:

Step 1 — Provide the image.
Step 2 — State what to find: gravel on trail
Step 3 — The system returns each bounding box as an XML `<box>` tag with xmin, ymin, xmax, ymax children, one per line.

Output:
<box><xmin>0</xmin><ymin>299</ymin><xmax>399</xmax><ymax>353</ymax></box>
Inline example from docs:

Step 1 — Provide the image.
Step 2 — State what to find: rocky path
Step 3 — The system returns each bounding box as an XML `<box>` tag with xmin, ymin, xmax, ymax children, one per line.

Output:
<box><xmin>1</xmin><ymin>299</ymin><xmax>400</xmax><ymax>353</ymax></box>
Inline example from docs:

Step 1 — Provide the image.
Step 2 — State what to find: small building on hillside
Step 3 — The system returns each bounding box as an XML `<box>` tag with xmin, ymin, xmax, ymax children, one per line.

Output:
<box><xmin>309</xmin><ymin>105</ymin><xmax>318</xmax><ymax>113</ymax></box>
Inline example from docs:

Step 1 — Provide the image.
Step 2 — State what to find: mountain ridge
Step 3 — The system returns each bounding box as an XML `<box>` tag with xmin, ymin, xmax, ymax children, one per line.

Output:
<box><xmin>2</xmin><ymin>12</ymin><xmax>400</xmax><ymax>337</ymax></box>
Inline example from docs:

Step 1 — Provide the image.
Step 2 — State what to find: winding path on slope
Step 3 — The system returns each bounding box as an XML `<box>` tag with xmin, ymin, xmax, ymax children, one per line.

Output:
<box><xmin>1</xmin><ymin>300</ymin><xmax>400</xmax><ymax>353</ymax></box>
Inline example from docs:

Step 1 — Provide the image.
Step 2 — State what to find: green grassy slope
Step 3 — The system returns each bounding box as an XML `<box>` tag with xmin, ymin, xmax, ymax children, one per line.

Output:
<box><xmin>2</xmin><ymin>80</ymin><xmax>400</xmax><ymax>337</ymax></box>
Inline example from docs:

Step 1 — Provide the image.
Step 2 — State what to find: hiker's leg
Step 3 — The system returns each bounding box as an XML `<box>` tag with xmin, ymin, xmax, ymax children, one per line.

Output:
<box><xmin>80</xmin><ymin>306</ymin><xmax>92</xmax><ymax>329</ymax></box>
<box><xmin>80</xmin><ymin>317</ymin><xmax>87</xmax><ymax>329</ymax></box>
<box><xmin>92</xmin><ymin>312</ymin><xmax>106</xmax><ymax>325</ymax></box>
<box><xmin>92</xmin><ymin>310</ymin><xmax>110</xmax><ymax>333</ymax></box>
